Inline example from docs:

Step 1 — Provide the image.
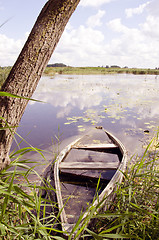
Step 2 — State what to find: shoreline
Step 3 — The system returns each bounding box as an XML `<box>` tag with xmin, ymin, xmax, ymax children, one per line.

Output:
<box><xmin>43</xmin><ymin>66</ymin><xmax>159</xmax><ymax>76</ymax></box>
<box><xmin>1</xmin><ymin>66</ymin><xmax>159</xmax><ymax>88</ymax></box>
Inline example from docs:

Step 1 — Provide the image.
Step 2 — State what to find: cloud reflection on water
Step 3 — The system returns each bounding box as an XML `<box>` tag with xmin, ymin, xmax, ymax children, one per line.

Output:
<box><xmin>31</xmin><ymin>74</ymin><xmax>159</xmax><ymax>122</ymax></box>
<box><xmin>25</xmin><ymin>74</ymin><xmax>159</xmax><ymax>154</ymax></box>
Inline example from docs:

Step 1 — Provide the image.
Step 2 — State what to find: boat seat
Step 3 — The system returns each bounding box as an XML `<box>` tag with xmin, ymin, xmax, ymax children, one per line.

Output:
<box><xmin>73</xmin><ymin>143</ymin><xmax>118</xmax><ymax>150</ymax></box>
<box><xmin>59</xmin><ymin>161</ymin><xmax>118</xmax><ymax>170</ymax></box>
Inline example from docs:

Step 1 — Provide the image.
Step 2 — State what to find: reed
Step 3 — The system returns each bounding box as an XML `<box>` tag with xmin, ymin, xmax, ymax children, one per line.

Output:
<box><xmin>84</xmin><ymin>136</ymin><xmax>159</xmax><ymax>239</ymax></box>
<box><xmin>0</xmin><ymin>87</ymin><xmax>158</xmax><ymax>239</ymax></box>
<box><xmin>0</xmin><ymin>145</ymin><xmax>64</xmax><ymax>239</ymax></box>
<box><xmin>43</xmin><ymin>66</ymin><xmax>159</xmax><ymax>76</ymax></box>
<box><xmin>1</xmin><ymin>66</ymin><xmax>159</xmax><ymax>83</ymax></box>
<box><xmin>1</xmin><ymin>133</ymin><xmax>158</xmax><ymax>239</ymax></box>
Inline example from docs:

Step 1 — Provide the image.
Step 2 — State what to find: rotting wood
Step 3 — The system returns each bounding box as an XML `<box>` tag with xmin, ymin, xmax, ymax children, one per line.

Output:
<box><xmin>54</xmin><ymin>137</ymin><xmax>81</xmax><ymax>227</ymax></box>
<box><xmin>59</xmin><ymin>161</ymin><xmax>118</xmax><ymax>170</ymax></box>
<box><xmin>53</xmin><ymin>128</ymin><xmax>127</xmax><ymax>237</ymax></box>
<box><xmin>73</xmin><ymin>143</ymin><xmax>118</xmax><ymax>150</ymax></box>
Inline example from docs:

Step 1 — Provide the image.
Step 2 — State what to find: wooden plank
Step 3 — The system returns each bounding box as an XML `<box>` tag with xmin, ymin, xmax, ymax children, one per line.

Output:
<box><xmin>59</xmin><ymin>161</ymin><xmax>118</xmax><ymax>170</ymax></box>
<box><xmin>54</xmin><ymin>137</ymin><xmax>81</xmax><ymax>225</ymax></box>
<box><xmin>53</xmin><ymin>128</ymin><xmax>127</xmax><ymax>237</ymax></box>
<box><xmin>73</xmin><ymin>143</ymin><xmax>118</xmax><ymax>150</ymax></box>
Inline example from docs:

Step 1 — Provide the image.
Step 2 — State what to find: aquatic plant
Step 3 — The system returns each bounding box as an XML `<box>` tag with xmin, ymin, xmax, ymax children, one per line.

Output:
<box><xmin>84</xmin><ymin>136</ymin><xmax>159</xmax><ymax>239</ymax></box>
<box><xmin>0</xmin><ymin>144</ymin><xmax>61</xmax><ymax>239</ymax></box>
<box><xmin>0</xmin><ymin>132</ymin><xmax>159</xmax><ymax>239</ymax></box>
<box><xmin>43</xmin><ymin>66</ymin><xmax>159</xmax><ymax>76</ymax></box>
<box><xmin>0</xmin><ymin>84</ymin><xmax>158</xmax><ymax>238</ymax></box>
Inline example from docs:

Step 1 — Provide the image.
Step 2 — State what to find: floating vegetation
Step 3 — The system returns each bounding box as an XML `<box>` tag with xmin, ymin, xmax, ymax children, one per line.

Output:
<box><xmin>78</xmin><ymin>125</ymin><xmax>86</xmax><ymax>132</ymax></box>
<box><xmin>64</xmin><ymin>109</ymin><xmax>103</xmax><ymax>126</ymax></box>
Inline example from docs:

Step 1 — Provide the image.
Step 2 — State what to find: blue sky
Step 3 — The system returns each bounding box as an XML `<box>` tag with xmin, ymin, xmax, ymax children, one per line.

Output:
<box><xmin>0</xmin><ymin>0</ymin><xmax>159</xmax><ymax>68</ymax></box>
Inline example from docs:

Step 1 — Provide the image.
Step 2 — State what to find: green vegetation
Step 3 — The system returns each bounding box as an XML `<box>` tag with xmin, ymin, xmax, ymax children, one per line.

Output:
<box><xmin>0</xmin><ymin>129</ymin><xmax>158</xmax><ymax>239</ymax></box>
<box><xmin>0</xmin><ymin>147</ymin><xmax>62</xmax><ymax>239</ymax></box>
<box><xmin>0</xmin><ymin>66</ymin><xmax>12</xmax><ymax>87</ymax></box>
<box><xmin>44</xmin><ymin>66</ymin><xmax>159</xmax><ymax>76</ymax></box>
<box><xmin>1</xmin><ymin>66</ymin><xmax>159</xmax><ymax>84</ymax></box>
<box><xmin>88</xmin><ymin>137</ymin><xmax>159</xmax><ymax>239</ymax></box>
<box><xmin>0</xmin><ymin>66</ymin><xmax>159</xmax><ymax>239</ymax></box>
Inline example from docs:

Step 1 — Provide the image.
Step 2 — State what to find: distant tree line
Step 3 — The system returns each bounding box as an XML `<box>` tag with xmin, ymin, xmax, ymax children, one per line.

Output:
<box><xmin>47</xmin><ymin>63</ymin><xmax>67</xmax><ymax>67</ymax></box>
<box><xmin>100</xmin><ymin>65</ymin><xmax>128</xmax><ymax>68</ymax></box>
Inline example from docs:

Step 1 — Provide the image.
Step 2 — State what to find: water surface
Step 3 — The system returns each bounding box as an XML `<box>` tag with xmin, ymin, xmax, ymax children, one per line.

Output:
<box><xmin>12</xmin><ymin>74</ymin><xmax>159</xmax><ymax>176</ymax></box>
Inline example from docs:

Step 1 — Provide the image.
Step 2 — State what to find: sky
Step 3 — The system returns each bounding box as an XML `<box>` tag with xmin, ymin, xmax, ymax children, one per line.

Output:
<box><xmin>0</xmin><ymin>0</ymin><xmax>159</xmax><ymax>68</ymax></box>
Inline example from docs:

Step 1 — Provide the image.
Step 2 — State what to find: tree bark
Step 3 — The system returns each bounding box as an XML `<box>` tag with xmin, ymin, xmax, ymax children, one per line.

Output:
<box><xmin>0</xmin><ymin>0</ymin><xmax>80</xmax><ymax>170</ymax></box>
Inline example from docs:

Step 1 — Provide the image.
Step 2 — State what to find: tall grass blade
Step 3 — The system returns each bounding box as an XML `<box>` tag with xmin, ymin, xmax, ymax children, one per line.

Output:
<box><xmin>0</xmin><ymin>91</ymin><xmax>43</xmax><ymax>102</ymax></box>
<box><xmin>0</xmin><ymin>167</ymin><xmax>16</xmax><ymax>221</ymax></box>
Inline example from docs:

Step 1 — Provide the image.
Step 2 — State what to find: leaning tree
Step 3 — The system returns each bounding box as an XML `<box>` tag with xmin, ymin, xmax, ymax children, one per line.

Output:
<box><xmin>0</xmin><ymin>0</ymin><xmax>80</xmax><ymax>170</ymax></box>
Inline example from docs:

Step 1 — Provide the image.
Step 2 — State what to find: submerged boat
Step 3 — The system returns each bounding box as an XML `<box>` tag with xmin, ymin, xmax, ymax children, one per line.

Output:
<box><xmin>54</xmin><ymin>127</ymin><xmax>127</xmax><ymax>236</ymax></box>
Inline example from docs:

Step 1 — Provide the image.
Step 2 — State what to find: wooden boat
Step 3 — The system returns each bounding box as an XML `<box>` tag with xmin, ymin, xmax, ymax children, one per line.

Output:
<box><xmin>54</xmin><ymin>127</ymin><xmax>127</xmax><ymax>236</ymax></box>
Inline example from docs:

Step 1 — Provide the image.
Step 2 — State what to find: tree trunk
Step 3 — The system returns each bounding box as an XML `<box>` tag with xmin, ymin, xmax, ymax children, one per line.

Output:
<box><xmin>0</xmin><ymin>0</ymin><xmax>80</xmax><ymax>170</ymax></box>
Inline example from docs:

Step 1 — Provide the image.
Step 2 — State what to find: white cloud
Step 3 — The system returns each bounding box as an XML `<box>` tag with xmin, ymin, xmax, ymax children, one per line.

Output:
<box><xmin>141</xmin><ymin>15</ymin><xmax>159</xmax><ymax>39</ymax></box>
<box><xmin>86</xmin><ymin>10</ymin><xmax>105</xmax><ymax>28</ymax></box>
<box><xmin>125</xmin><ymin>1</ymin><xmax>150</xmax><ymax>18</ymax></box>
<box><xmin>79</xmin><ymin>0</ymin><xmax>114</xmax><ymax>7</ymax></box>
<box><xmin>106</xmin><ymin>17</ymin><xmax>159</xmax><ymax>68</ymax></box>
<box><xmin>51</xmin><ymin>14</ymin><xmax>159</xmax><ymax>68</ymax></box>
<box><xmin>0</xmin><ymin>34</ymin><xmax>25</xmax><ymax>66</ymax></box>
<box><xmin>107</xmin><ymin>18</ymin><xmax>129</xmax><ymax>33</ymax></box>
<box><xmin>52</xmin><ymin>25</ymin><xmax>105</xmax><ymax>66</ymax></box>
<box><xmin>147</xmin><ymin>0</ymin><xmax>159</xmax><ymax>17</ymax></box>
<box><xmin>2</xmin><ymin>1</ymin><xmax>159</xmax><ymax>70</ymax></box>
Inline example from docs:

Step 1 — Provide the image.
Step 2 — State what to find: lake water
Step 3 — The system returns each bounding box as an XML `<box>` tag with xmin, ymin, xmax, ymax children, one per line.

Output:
<box><xmin>12</xmin><ymin>74</ymin><xmax>159</xmax><ymax>176</ymax></box>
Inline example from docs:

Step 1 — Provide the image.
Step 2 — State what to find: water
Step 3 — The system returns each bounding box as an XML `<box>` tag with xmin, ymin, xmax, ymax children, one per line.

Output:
<box><xmin>12</xmin><ymin>74</ymin><xmax>159</xmax><ymax>176</ymax></box>
<box><xmin>10</xmin><ymin>73</ymin><xmax>159</xmax><ymax>222</ymax></box>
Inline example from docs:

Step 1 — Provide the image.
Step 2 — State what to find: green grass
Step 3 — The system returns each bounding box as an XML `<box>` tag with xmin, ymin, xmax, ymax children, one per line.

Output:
<box><xmin>43</xmin><ymin>66</ymin><xmax>159</xmax><ymax>76</ymax></box>
<box><xmin>0</xmin><ymin>66</ymin><xmax>159</xmax><ymax>239</ymax></box>
<box><xmin>0</xmin><ymin>132</ymin><xmax>158</xmax><ymax>239</ymax></box>
<box><xmin>85</xmin><ymin>137</ymin><xmax>159</xmax><ymax>239</ymax></box>
<box><xmin>1</xmin><ymin>66</ymin><xmax>159</xmax><ymax>85</ymax></box>
<box><xmin>0</xmin><ymin>147</ymin><xmax>61</xmax><ymax>239</ymax></box>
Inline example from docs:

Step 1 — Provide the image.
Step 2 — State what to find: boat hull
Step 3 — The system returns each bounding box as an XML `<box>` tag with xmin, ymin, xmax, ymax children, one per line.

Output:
<box><xmin>54</xmin><ymin>127</ymin><xmax>127</xmax><ymax>237</ymax></box>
